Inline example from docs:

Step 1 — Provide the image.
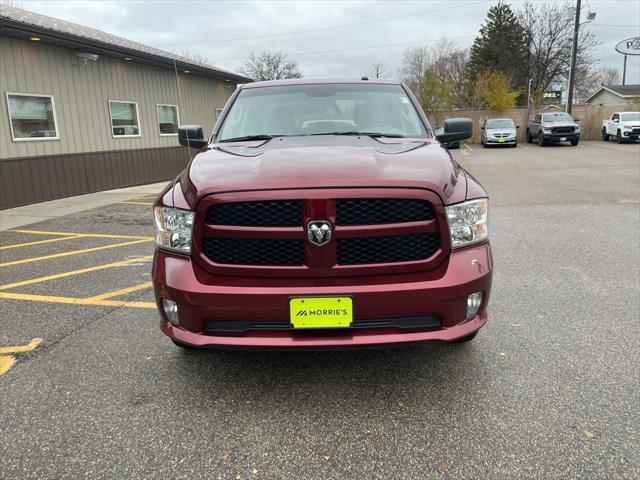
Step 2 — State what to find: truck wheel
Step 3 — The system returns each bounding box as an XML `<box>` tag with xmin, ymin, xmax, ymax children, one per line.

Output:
<box><xmin>616</xmin><ymin>130</ymin><xmax>623</xmax><ymax>144</ymax></box>
<box><xmin>452</xmin><ymin>331</ymin><xmax>478</xmax><ymax>344</ymax></box>
<box><xmin>526</xmin><ymin>131</ymin><xmax>533</xmax><ymax>143</ymax></box>
<box><xmin>538</xmin><ymin>133</ymin><xmax>545</xmax><ymax>146</ymax></box>
<box><xmin>602</xmin><ymin>128</ymin><xmax>609</xmax><ymax>141</ymax></box>
<box><xmin>570</xmin><ymin>138</ymin><xmax>579</xmax><ymax>146</ymax></box>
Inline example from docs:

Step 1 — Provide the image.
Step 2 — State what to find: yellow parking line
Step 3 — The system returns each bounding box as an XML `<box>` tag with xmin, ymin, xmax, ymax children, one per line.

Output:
<box><xmin>0</xmin><ymin>355</ymin><xmax>16</xmax><ymax>375</ymax></box>
<box><xmin>121</xmin><ymin>201</ymin><xmax>154</xmax><ymax>206</ymax></box>
<box><xmin>86</xmin><ymin>282</ymin><xmax>153</xmax><ymax>300</ymax></box>
<box><xmin>0</xmin><ymin>239</ymin><xmax>152</xmax><ymax>268</ymax></box>
<box><xmin>0</xmin><ymin>255</ymin><xmax>153</xmax><ymax>291</ymax></box>
<box><xmin>12</xmin><ymin>229</ymin><xmax>152</xmax><ymax>240</ymax></box>
<box><xmin>0</xmin><ymin>291</ymin><xmax>156</xmax><ymax>309</ymax></box>
<box><xmin>0</xmin><ymin>234</ymin><xmax>87</xmax><ymax>250</ymax></box>
<box><xmin>0</xmin><ymin>338</ymin><xmax>43</xmax><ymax>355</ymax></box>
<box><xmin>464</xmin><ymin>143</ymin><xmax>472</xmax><ymax>150</ymax></box>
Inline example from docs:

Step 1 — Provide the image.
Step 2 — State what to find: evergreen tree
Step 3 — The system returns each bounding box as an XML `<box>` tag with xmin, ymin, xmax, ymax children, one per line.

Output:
<box><xmin>466</xmin><ymin>2</ymin><xmax>528</xmax><ymax>94</ymax></box>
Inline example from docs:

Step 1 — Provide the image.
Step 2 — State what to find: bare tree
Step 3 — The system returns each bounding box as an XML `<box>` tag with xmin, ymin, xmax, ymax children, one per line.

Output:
<box><xmin>365</xmin><ymin>63</ymin><xmax>388</xmax><ymax>79</ymax></box>
<box><xmin>181</xmin><ymin>50</ymin><xmax>211</xmax><ymax>65</ymax></box>
<box><xmin>574</xmin><ymin>67</ymin><xmax>621</xmax><ymax>102</ymax></box>
<box><xmin>518</xmin><ymin>1</ymin><xmax>598</xmax><ymax>94</ymax></box>
<box><xmin>239</xmin><ymin>51</ymin><xmax>303</xmax><ymax>81</ymax></box>
<box><xmin>400</xmin><ymin>46</ymin><xmax>430</xmax><ymax>92</ymax></box>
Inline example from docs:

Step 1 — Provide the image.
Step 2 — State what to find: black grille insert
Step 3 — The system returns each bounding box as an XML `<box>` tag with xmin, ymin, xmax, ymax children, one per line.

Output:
<box><xmin>204</xmin><ymin>316</ymin><xmax>441</xmax><ymax>333</ymax></box>
<box><xmin>206</xmin><ymin>200</ymin><xmax>303</xmax><ymax>226</ymax></box>
<box><xmin>337</xmin><ymin>234</ymin><xmax>440</xmax><ymax>264</ymax></box>
<box><xmin>551</xmin><ymin>126</ymin><xmax>575</xmax><ymax>134</ymax></box>
<box><xmin>202</xmin><ymin>237</ymin><xmax>304</xmax><ymax>265</ymax></box>
<box><xmin>336</xmin><ymin>199</ymin><xmax>434</xmax><ymax>225</ymax></box>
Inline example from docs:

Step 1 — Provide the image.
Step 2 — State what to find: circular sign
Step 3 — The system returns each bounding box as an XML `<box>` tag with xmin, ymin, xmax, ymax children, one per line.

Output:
<box><xmin>615</xmin><ymin>37</ymin><xmax>640</xmax><ymax>55</ymax></box>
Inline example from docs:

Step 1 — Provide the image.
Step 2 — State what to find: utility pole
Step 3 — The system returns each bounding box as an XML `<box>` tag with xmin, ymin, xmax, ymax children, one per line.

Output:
<box><xmin>566</xmin><ymin>0</ymin><xmax>581</xmax><ymax>115</ymax></box>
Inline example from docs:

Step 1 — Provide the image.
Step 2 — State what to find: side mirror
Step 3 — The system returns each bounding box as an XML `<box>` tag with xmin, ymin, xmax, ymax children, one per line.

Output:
<box><xmin>574</xmin><ymin>118</ymin><xmax>580</xmax><ymax>122</ymax></box>
<box><xmin>481</xmin><ymin>126</ymin><xmax>485</xmax><ymax>130</ymax></box>
<box><xmin>178</xmin><ymin>125</ymin><xmax>207</xmax><ymax>149</ymax></box>
<box><xmin>613</xmin><ymin>118</ymin><xmax>619</xmax><ymax>123</ymax></box>
<box><xmin>516</xmin><ymin>125</ymin><xmax>520</xmax><ymax>129</ymax></box>
<box><xmin>436</xmin><ymin>118</ymin><xmax>473</xmax><ymax>144</ymax></box>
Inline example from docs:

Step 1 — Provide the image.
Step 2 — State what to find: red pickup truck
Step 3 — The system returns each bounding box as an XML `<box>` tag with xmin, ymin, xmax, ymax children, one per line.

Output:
<box><xmin>152</xmin><ymin>79</ymin><xmax>492</xmax><ymax>349</ymax></box>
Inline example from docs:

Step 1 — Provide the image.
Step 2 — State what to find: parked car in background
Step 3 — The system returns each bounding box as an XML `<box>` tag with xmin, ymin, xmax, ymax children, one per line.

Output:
<box><xmin>434</xmin><ymin>126</ymin><xmax>460</xmax><ymax>149</ymax></box>
<box><xmin>526</xmin><ymin>112</ymin><xmax>580</xmax><ymax>146</ymax></box>
<box><xmin>481</xmin><ymin>118</ymin><xmax>518</xmax><ymax>147</ymax></box>
<box><xmin>602</xmin><ymin>112</ymin><xmax>640</xmax><ymax>143</ymax></box>
<box><xmin>153</xmin><ymin>78</ymin><xmax>491</xmax><ymax>350</ymax></box>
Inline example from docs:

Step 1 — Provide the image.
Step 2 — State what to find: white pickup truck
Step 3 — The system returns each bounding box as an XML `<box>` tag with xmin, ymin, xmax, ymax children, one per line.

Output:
<box><xmin>602</xmin><ymin>112</ymin><xmax>640</xmax><ymax>143</ymax></box>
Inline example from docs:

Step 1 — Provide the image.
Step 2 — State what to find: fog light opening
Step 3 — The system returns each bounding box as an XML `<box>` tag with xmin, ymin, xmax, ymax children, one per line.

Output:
<box><xmin>466</xmin><ymin>292</ymin><xmax>483</xmax><ymax>320</ymax></box>
<box><xmin>162</xmin><ymin>299</ymin><xmax>180</xmax><ymax>326</ymax></box>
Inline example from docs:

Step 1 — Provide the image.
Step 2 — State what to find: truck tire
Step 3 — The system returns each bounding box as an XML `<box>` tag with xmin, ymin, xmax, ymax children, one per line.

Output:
<box><xmin>526</xmin><ymin>130</ymin><xmax>533</xmax><ymax>143</ymax></box>
<box><xmin>602</xmin><ymin>128</ymin><xmax>609</xmax><ymax>141</ymax></box>
<box><xmin>570</xmin><ymin>138</ymin><xmax>579</xmax><ymax>146</ymax></box>
<box><xmin>538</xmin><ymin>133</ymin><xmax>545</xmax><ymax>146</ymax></box>
<box><xmin>616</xmin><ymin>130</ymin><xmax>623</xmax><ymax>144</ymax></box>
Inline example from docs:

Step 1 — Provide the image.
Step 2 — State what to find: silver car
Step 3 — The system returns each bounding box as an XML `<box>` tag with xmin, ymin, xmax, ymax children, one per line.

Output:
<box><xmin>481</xmin><ymin>118</ymin><xmax>518</xmax><ymax>147</ymax></box>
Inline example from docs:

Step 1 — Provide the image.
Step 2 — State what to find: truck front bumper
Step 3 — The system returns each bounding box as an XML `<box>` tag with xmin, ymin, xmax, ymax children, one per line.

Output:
<box><xmin>152</xmin><ymin>243</ymin><xmax>493</xmax><ymax>349</ymax></box>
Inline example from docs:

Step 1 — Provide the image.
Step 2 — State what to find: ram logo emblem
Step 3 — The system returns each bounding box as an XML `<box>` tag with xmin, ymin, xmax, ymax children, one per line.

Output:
<box><xmin>307</xmin><ymin>220</ymin><xmax>332</xmax><ymax>247</ymax></box>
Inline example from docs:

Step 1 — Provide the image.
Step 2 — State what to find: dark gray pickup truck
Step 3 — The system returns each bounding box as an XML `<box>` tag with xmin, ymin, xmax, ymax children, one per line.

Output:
<box><xmin>526</xmin><ymin>112</ymin><xmax>580</xmax><ymax>146</ymax></box>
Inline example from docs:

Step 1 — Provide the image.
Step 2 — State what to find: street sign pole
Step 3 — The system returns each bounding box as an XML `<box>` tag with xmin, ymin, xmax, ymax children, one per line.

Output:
<box><xmin>623</xmin><ymin>54</ymin><xmax>627</xmax><ymax>85</ymax></box>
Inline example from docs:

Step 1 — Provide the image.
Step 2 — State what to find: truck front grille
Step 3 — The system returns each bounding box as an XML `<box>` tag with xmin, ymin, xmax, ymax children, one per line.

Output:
<box><xmin>552</xmin><ymin>126</ymin><xmax>575</xmax><ymax>134</ymax></box>
<box><xmin>206</xmin><ymin>200</ymin><xmax>303</xmax><ymax>226</ymax></box>
<box><xmin>337</xmin><ymin>234</ymin><xmax>440</xmax><ymax>264</ymax></box>
<box><xmin>336</xmin><ymin>199</ymin><xmax>433</xmax><ymax>225</ymax></box>
<box><xmin>202</xmin><ymin>237</ymin><xmax>304</xmax><ymax>265</ymax></box>
<box><xmin>199</xmin><ymin>193</ymin><xmax>444</xmax><ymax>273</ymax></box>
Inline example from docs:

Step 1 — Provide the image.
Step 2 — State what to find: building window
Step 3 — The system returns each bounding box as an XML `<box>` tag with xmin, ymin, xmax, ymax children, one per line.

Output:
<box><xmin>6</xmin><ymin>93</ymin><xmax>59</xmax><ymax>141</ymax></box>
<box><xmin>157</xmin><ymin>104</ymin><xmax>179</xmax><ymax>135</ymax></box>
<box><xmin>108</xmin><ymin>100</ymin><xmax>141</xmax><ymax>137</ymax></box>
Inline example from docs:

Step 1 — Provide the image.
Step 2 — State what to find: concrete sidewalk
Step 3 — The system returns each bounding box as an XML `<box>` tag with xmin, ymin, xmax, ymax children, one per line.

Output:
<box><xmin>0</xmin><ymin>182</ymin><xmax>167</xmax><ymax>231</ymax></box>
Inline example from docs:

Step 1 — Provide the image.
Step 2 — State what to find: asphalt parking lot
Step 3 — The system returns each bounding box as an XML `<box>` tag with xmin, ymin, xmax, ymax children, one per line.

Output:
<box><xmin>1</xmin><ymin>140</ymin><xmax>639</xmax><ymax>479</ymax></box>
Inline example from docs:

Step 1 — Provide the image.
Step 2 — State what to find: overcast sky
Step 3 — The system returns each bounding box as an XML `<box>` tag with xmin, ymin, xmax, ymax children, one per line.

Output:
<box><xmin>15</xmin><ymin>0</ymin><xmax>640</xmax><ymax>83</ymax></box>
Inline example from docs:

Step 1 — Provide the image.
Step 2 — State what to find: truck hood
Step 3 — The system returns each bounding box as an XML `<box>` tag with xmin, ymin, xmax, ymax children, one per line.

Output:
<box><xmin>180</xmin><ymin>136</ymin><xmax>467</xmax><ymax>208</ymax></box>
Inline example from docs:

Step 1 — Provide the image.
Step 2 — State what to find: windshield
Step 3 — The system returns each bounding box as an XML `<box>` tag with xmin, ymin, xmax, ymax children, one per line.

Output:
<box><xmin>217</xmin><ymin>83</ymin><xmax>428</xmax><ymax>141</ymax></box>
<box><xmin>542</xmin><ymin>112</ymin><xmax>574</xmax><ymax>123</ymax></box>
<box><xmin>621</xmin><ymin>113</ymin><xmax>640</xmax><ymax>122</ymax></box>
<box><xmin>486</xmin><ymin>119</ymin><xmax>515</xmax><ymax>129</ymax></box>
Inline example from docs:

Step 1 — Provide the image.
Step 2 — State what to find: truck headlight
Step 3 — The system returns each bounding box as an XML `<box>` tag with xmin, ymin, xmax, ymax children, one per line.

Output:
<box><xmin>445</xmin><ymin>198</ymin><xmax>488</xmax><ymax>249</ymax></box>
<box><xmin>543</xmin><ymin>128</ymin><xmax>552</xmax><ymax>134</ymax></box>
<box><xmin>154</xmin><ymin>206</ymin><xmax>195</xmax><ymax>254</ymax></box>
<box><xmin>575</xmin><ymin>126</ymin><xmax>581</xmax><ymax>132</ymax></box>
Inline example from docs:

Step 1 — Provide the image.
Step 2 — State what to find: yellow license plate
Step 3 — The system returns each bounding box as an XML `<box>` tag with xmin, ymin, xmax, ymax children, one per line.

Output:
<box><xmin>290</xmin><ymin>297</ymin><xmax>353</xmax><ymax>329</ymax></box>
<box><xmin>498</xmin><ymin>137</ymin><xmax>505</xmax><ymax>143</ymax></box>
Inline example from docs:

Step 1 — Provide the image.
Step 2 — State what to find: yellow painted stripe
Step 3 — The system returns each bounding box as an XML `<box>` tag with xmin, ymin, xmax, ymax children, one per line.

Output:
<box><xmin>12</xmin><ymin>229</ymin><xmax>152</xmax><ymax>240</ymax></box>
<box><xmin>0</xmin><ymin>234</ymin><xmax>87</xmax><ymax>250</ymax></box>
<box><xmin>0</xmin><ymin>291</ymin><xmax>156</xmax><ymax>309</ymax></box>
<box><xmin>86</xmin><ymin>281</ymin><xmax>153</xmax><ymax>300</ymax></box>
<box><xmin>0</xmin><ymin>338</ymin><xmax>43</xmax><ymax>354</ymax></box>
<box><xmin>0</xmin><ymin>239</ymin><xmax>152</xmax><ymax>268</ymax></box>
<box><xmin>464</xmin><ymin>143</ymin><xmax>472</xmax><ymax>150</ymax></box>
<box><xmin>0</xmin><ymin>355</ymin><xmax>16</xmax><ymax>375</ymax></box>
<box><xmin>0</xmin><ymin>255</ymin><xmax>153</xmax><ymax>291</ymax></box>
<box><xmin>120</xmin><ymin>201</ymin><xmax>154</xmax><ymax>206</ymax></box>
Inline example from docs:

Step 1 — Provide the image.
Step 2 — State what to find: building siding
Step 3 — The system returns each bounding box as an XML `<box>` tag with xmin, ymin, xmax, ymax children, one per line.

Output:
<box><xmin>0</xmin><ymin>35</ymin><xmax>236</xmax><ymax>159</ymax></box>
<box><xmin>585</xmin><ymin>90</ymin><xmax>636</xmax><ymax>106</ymax></box>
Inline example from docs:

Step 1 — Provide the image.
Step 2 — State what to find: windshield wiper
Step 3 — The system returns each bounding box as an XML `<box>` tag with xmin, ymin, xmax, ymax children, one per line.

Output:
<box><xmin>219</xmin><ymin>134</ymin><xmax>274</xmax><ymax>143</ymax></box>
<box><xmin>308</xmin><ymin>131</ymin><xmax>406</xmax><ymax>138</ymax></box>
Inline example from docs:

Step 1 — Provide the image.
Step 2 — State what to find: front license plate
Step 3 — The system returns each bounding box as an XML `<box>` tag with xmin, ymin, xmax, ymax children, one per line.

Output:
<box><xmin>560</xmin><ymin>137</ymin><xmax>567</xmax><ymax>141</ymax></box>
<box><xmin>498</xmin><ymin>137</ymin><xmax>505</xmax><ymax>143</ymax></box>
<box><xmin>290</xmin><ymin>297</ymin><xmax>353</xmax><ymax>329</ymax></box>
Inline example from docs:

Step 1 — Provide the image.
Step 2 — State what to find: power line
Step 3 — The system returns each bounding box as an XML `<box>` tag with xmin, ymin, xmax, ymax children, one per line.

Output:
<box><xmin>212</xmin><ymin>34</ymin><xmax>476</xmax><ymax>64</ymax></box>
<box><xmin>156</xmin><ymin>0</ymin><xmax>490</xmax><ymax>47</ymax></box>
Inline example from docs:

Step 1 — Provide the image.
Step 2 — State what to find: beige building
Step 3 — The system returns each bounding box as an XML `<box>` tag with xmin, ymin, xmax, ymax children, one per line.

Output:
<box><xmin>585</xmin><ymin>84</ymin><xmax>640</xmax><ymax>106</ymax></box>
<box><xmin>0</xmin><ymin>5</ymin><xmax>251</xmax><ymax>209</ymax></box>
